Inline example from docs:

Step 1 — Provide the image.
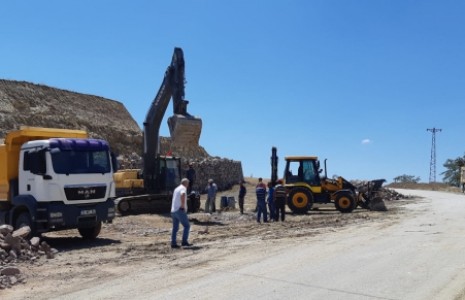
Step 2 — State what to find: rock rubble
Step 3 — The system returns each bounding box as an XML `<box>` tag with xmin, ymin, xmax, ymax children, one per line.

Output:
<box><xmin>0</xmin><ymin>225</ymin><xmax>58</xmax><ymax>289</ymax></box>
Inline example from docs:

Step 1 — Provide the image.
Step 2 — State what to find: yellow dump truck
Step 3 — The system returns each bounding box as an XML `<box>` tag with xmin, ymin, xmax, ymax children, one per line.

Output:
<box><xmin>0</xmin><ymin>126</ymin><xmax>116</xmax><ymax>238</ymax></box>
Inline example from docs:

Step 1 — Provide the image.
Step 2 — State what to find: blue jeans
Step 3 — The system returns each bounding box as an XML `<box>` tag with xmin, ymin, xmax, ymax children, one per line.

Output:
<box><xmin>171</xmin><ymin>209</ymin><xmax>191</xmax><ymax>245</ymax></box>
<box><xmin>268</xmin><ymin>201</ymin><xmax>275</xmax><ymax>221</ymax></box>
<box><xmin>257</xmin><ymin>200</ymin><xmax>268</xmax><ymax>222</ymax></box>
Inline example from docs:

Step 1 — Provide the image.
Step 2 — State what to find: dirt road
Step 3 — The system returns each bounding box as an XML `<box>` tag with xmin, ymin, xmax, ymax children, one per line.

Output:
<box><xmin>3</xmin><ymin>189</ymin><xmax>465</xmax><ymax>299</ymax></box>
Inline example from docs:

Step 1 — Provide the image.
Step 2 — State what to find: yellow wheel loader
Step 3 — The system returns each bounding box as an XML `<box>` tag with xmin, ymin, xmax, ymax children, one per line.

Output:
<box><xmin>271</xmin><ymin>147</ymin><xmax>385</xmax><ymax>214</ymax></box>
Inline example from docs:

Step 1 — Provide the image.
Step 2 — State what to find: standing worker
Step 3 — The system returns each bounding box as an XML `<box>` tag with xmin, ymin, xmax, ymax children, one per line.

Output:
<box><xmin>205</xmin><ymin>178</ymin><xmax>217</xmax><ymax>213</ymax></box>
<box><xmin>254</xmin><ymin>177</ymin><xmax>266</xmax><ymax>212</ymax></box>
<box><xmin>170</xmin><ymin>178</ymin><xmax>193</xmax><ymax>248</ymax></box>
<box><xmin>256</xmin><ymin>178</ymin><xmax>268</xmax><ymax>223</ymax></box>
<box><xmin>267</xmin><ymin>182</ymin><xmax>275</xmax><ymax>221</ymax></box>
<box><xmin>238</xmin><ymin>180</ymin><xmax>247</xmax><ymax>214</ymax></box>
<box><xmin>274</xmin><ymin>179</ymin><xmax>287</xmax><ymax>221</ymax></box>
<box><xmin>185</xmin><ymin>162</ymin><xmax>196</xmax><ymax>194</ymax></box>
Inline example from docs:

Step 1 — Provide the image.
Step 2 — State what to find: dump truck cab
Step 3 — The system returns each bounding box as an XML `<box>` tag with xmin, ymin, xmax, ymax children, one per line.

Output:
<box><xmin>0</xmin><ymin>127</ymin><xmax>116</xmax><ymax>239</ymax></box>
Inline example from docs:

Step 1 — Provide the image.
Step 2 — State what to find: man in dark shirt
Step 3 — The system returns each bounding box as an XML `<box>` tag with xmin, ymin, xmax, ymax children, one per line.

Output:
<box><xmin>238</xmin><ymin>180</ymin><xmax>247</xmax><ymax>214</ymax></box>
<box><xmin>274</xmin><ymin>179</ymin><xmax>287</xmax><ymax>221</ymax></box>
<box><xmin>185</xmin><ymin>162</ymin><xmax>196</xmax><ymax>194</ymax></box>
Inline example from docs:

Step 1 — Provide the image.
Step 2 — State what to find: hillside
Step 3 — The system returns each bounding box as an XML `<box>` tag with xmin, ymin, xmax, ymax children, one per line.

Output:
<box><xmin>0</xmin><ymin>80</ymin><xmax>142</xmax><ymax>155</ymax></box>
<box><xmin>0</xmin><ymin>79</ymin><xmax>243</xmax><ymax>190</ymax></box>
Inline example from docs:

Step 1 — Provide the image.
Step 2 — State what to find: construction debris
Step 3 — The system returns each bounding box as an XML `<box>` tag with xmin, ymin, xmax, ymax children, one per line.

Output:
<box><xmin>0</xmin><ymin>225</ymin><xmax>58</xmax><ymax>289</ymax></box>
<box><xmin>381</xmin><ymin>188</ymin><xmax>411</xmax><ymax>201</ymax></box>
<box><xmin>353</xmin><ymin>180</ymin><xmax>410</xmax><ymax>212</ymax></box>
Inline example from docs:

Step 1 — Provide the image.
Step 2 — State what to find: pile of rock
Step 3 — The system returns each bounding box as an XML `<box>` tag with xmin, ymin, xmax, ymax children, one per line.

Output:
<box><xmin>380</xmin><ymin>188</ymin><xmax>410</xmax><ymax>201</ymax></box>
<box><xmin>0</xmin><ymin>225</ymin><xmax>57</xmax><ymax>289</ymax></box>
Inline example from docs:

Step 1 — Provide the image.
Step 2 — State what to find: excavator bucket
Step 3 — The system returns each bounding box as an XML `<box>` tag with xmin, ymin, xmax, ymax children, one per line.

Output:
<box><xmin>168</xmin><ymin>114</ymin><xmax>202</xmax><ymax>145</ymax></box>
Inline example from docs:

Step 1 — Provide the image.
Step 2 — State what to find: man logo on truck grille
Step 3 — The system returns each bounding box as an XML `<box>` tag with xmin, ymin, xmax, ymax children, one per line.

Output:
<box><xmin>64</xmin><ymin>185</ymin><xmax>106</xmax><ymax>201</ymax></box>
<box><xmin>78</xmin><ymin>188</ymin><xmax>96</xmax><ymax>199</ymax></box>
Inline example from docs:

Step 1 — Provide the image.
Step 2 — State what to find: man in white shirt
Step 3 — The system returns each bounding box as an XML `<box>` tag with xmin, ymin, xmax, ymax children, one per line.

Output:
<box><xmin>171</xmin><ymin>178</ymin><xmax>192</xmax><ymax>248</ymax></box>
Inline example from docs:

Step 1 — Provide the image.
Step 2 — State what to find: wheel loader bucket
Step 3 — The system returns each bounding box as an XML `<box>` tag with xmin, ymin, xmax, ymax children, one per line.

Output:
<box><xmin>167</xmin><ymin>114</ymin><xmax>202</xmax><ymax>145</ymax></box>
<box><xmin>357</xmin><ymin>179</ymin><xmax>387</xmax><ymax>211</ymax></box>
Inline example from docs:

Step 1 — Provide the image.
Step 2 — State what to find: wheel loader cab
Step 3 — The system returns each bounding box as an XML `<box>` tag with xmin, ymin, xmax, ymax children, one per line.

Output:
<box><xmin>285</xmin><ymin>157</ymin><xmax>321</xmax><ymax>186</ymax></box>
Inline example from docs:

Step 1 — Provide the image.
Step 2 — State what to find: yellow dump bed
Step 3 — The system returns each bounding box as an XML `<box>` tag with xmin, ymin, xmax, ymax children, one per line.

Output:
<box><xmin>0</xmin><ymin>126</ymin><xmax>88</xmax><ymax>201</ymax></box>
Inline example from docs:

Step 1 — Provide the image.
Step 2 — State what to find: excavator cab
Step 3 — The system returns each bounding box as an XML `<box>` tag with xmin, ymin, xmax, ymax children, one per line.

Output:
<box><xmin>156</xmin><ymin>156</ymin><xmax>181</xmax><ymax>193</ymax></box>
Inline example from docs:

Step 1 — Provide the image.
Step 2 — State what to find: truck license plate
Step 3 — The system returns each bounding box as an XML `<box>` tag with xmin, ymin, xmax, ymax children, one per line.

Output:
<box><xmin>81</xmin><ymin>209</ymin><xmax>96</xmax><ymax>216</ymax></box>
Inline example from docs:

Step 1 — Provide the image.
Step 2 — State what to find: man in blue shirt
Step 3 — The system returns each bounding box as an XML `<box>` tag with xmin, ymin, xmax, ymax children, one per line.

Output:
<box><xmin>256</xmin><ymin>178</ymin><xmax>268</xmax><ymax>223</ymax></box>
<box><xmin>205</xmin><ymin>179</ymin><xmax>217</xmax><ymax>213</ymax></box>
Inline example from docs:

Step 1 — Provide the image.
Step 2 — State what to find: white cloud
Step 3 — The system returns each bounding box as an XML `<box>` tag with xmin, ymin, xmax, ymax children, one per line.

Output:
<box><xmin>361</xmin><ymin>139</ymin><xmax>372</xmax><ymax>145</ymax></box>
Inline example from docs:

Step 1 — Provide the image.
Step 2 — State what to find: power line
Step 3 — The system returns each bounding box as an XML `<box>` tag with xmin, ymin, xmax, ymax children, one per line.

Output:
<box><xmin>427</xmin><ymin>127</ymin><xmax>442</xmax><ymax>183</ymax></box>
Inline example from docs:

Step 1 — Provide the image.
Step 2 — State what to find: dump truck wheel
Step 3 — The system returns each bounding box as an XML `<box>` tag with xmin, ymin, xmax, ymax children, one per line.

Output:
<box><xmin>116</xmin><ymin>199</ymin><xmax>131</xmax><ymax>215</ymax></box>
<box><xmin>287</xmin><ymin>187</ymin><xmax>313</xmax><ymax>214</ymax></box>
<box><xmin>15</xmin><ymin>211</ymin><xmax>34</xmax><ymax>239</ymax></box>
<box><xmin>15</xmin><ymin>212</ymin><xmax>32</xmax><ymax>229</ymax></box>
<box><xmin>335</xmin><ymin>192</ymin><xmax>356</xmax><ymax>213</ymax></box>
<box><xmin>78</xmin><ymin>221</ymin><xmax>102</xmax><ymax>239</ymax></box>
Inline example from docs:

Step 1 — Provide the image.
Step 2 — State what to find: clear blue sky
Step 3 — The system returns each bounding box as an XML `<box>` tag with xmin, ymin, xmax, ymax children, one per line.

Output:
<box><xmin>1</xmin><ymin>1</ymin><xmax>464</xmax><ymax>183</ymax></box>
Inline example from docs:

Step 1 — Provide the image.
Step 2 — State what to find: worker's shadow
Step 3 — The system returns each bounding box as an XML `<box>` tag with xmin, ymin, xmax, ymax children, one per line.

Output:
<box><xmin>189</xmin><ymin>218</ymin><xmax>226</xmax><ymax>227</ymax></box>
<box><xmin>41</xmin><ymin>236</ymin><xmax>121</xmax><ymax>252</ymax></box>
<box><xmin>181</xmin><ymin>245</ymin><xmax>201</xmax><ymax>251</ymax></box>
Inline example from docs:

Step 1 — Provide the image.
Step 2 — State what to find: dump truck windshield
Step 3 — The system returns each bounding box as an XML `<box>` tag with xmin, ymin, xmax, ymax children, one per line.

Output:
<box><xmin>47</xmin><ymin>138</ymin><xmax>111</xmax><ymax>175</ymax></box>
<box><xmin>51</xmin><ymin>149</ymin><xmax>111</xmax><ymax>174</ymax></box>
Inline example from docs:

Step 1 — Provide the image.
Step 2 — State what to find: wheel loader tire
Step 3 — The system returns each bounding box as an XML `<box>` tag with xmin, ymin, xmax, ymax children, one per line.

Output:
<box><xmin>287</xmin><ymin>187</ymin><xmax>313</xmax><ymax>214</ymax></box>
<box><xmin>335</xmin><ymin>192</ymin><xmax>356</xmax><ymax>213</ymax></box>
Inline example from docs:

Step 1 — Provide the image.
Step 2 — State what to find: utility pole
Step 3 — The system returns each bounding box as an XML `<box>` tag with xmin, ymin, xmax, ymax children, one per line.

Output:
<box><xmin>427</xmin><ymin>127</ymin><xmax>442</xmax><ymax>183</ymax></box>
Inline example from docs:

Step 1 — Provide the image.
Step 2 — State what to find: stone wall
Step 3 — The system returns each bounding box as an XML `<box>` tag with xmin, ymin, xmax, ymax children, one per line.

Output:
<box><xmin>181</xmin><ymin>158</ymin><xmax>244</xmax><ymax>193</ymax></box>
<box><xmin>118</xmin><ymin>137</ymin><xmax>244</xmax><ymax>192</ymax></box>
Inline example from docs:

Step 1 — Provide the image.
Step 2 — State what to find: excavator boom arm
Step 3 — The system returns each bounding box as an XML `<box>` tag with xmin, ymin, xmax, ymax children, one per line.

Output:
<box><xmin>143</xmin><ymin>47</ymin><xmax>202</xmax><ymax>191</ymax></box>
